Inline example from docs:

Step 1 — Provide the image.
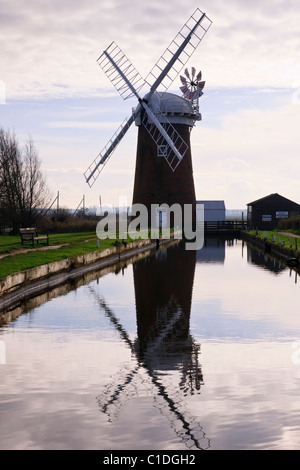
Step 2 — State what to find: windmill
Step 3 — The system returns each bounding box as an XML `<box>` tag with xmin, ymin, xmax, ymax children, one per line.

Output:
<box><xmin>84</xmin><ymin>8</ymin><xmax>212</xmax><ymax>225</ymax></box>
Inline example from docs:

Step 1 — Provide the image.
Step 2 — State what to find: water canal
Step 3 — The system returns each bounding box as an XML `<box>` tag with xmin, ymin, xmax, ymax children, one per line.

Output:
<box><xmin>0</xmin><ymin>237</ymin><xmax>300</xmax><ymax>450</ymax></box>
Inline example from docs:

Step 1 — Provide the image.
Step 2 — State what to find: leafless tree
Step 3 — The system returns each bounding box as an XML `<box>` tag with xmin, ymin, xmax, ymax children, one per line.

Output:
<box><xmin>0</xmin><ymin>128</ymin><xmax>50</xmax><ymax>232</ymax></box>
<box><xmin>22</xmin><ymin>138</ymin><xmax>50</xmax><ymax>226</ymax></box>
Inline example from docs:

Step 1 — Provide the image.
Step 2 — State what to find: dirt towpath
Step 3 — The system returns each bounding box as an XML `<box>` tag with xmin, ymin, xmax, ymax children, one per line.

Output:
<box><xmin>0</xmin><ymin>244</ymin><xmax>67</xmax><ymax>260</ymax></box>
<box><xmin>278</xmin><ymin>232</ymin><xmax>300</xmax><ymax>238</ymax></box>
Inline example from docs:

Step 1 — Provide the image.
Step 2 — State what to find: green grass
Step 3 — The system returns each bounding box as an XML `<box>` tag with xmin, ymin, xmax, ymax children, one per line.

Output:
<box><xmin>247</xmin><ymin>229</ymin><xmax>300</xmax><ymax>251</ymax></box>
<box><xmin>0</xmin><ymin>232</ymin><xmax>120</xmax><ymax>279</ymax></box>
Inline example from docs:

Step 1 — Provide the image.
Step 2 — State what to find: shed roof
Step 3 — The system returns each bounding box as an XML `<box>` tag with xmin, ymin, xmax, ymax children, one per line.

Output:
<box><xmin>247</xmin><ymin>193</ymin><xmax>300</xmax><ymax>207</ymax></box>
<box><xmin>197</xmin><ymin>200</ymin><xmax>226</xmax><ymax>210</ymax></box>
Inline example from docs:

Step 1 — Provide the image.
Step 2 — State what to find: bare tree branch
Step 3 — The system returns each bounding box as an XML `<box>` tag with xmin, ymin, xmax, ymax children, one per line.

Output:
<box><xmin>0</xmin><ymin>129</ymin><xmax>51</xmax><ymax>231</ymax></box>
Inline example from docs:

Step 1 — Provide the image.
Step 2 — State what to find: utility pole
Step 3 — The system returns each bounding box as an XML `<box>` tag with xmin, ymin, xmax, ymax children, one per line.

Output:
<box><xmin>44</xmin><ymin>191</ymin><xmax>60</xmax><ymax>217</ymax></box>
<box><xmin>73</xmin><ymin>195</ymin><xmax>85</xmax><ymax>216</ymax></box>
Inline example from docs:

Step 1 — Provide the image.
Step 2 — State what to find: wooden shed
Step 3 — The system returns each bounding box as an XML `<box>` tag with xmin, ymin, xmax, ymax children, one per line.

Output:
<box><xmin>247</xmin><ymin>193</ymin><xmax>300</xmax><ymax>230</ymax></box>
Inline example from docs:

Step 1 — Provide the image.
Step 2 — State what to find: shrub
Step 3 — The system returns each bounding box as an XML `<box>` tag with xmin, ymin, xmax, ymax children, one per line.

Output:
<box><xmin>278</xmin><ymin>216</ymin><xmax>300</xmax><ymax>231</ymax></box>
<box><xmin>37</xmin><ymin>213</ymin><xmax>99</xmax><ymax>234</ymax></box>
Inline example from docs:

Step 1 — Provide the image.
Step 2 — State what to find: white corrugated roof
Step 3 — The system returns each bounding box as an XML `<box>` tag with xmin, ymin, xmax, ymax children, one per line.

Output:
<box><xmin>197</xmin><ymin>200</ymin><xmax>226</xmax><ymax>210</ymax></box>
<box><xmin>159</xmin><ymin>92</ymin><xmax>194</xmax><ymax>115</ymax></box>
<box><xmin>145</xmin><ymin>91</ymin><xmax>196</xmax><ymax>115</ymax></box>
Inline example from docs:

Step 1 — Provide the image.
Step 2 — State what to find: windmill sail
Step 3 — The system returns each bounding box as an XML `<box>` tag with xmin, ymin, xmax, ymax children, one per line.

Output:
<box><xmin>84</xmin><ymin>8</ymin><xmax>212</xmax><ymax>187</ymax></box>
<box><xmin>84</xmin><ymin>115</ymin><xmax>135</xmax><ymax>187</ymax></box>
<box><xmin>141</xmin><ymin>102</ymin><xmax>188</xmax><ymax>171</ymax></box>
<box><xmin>98</xmin><ymin>42</ymin><xmax>146</xmax><ymax>100</ymax></box>
<box><xmin>146</xmin><ymin>8</ymin><xmax>212</xmax><ymax>94</ymax></box>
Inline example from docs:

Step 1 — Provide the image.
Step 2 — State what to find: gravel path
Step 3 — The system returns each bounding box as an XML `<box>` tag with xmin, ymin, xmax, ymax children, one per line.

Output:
<box><xmin>278</xmin><ymin>232</ymin><xmax>300</xmax><ymax>238</ymax></box>
<box><xmin>0</xmin><ymin>244</ymin><xmax>67</xmax><ymax>260</ymax></box>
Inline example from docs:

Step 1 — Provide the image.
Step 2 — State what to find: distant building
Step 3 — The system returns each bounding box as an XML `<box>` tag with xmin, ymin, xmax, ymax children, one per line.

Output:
<box><xmin>197</xmin><ymin>200</ymin><xmax>226</xmax><ymax>222</ymax></box>
<box><xmin>247</xmin><ymin>193</ymin><xmax>300</xmax><ymax>230</ymax></box>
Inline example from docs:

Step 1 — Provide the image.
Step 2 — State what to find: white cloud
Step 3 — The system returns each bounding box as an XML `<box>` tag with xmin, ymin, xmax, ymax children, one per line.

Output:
<box><xmin>45</xmin><ymin>121</ymin><xmax>123</xmax><ymax>129</ymax></box>
<box><xmin>192</xmin><ymin>95</ymin><xmax>300</xmax><ymax>207</ymax></box>
<box><xmin>1</xmin><ymin>0</ymin><xmax>300</xmax><ymax>99</ymax></box>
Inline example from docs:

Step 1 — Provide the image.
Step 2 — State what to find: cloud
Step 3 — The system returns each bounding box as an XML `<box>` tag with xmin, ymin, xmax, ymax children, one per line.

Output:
<box><xmin>44</xmin><ymin>121</ymin><xmax>123</xmax><ymax>129</ymax></box>
<box><xmin>1</xmin><ymin>1</ymin><xmax>300</xmax><ymax>209</ymax></box>
<box><xmin>192</xmin><ymin>92</ymin><xmax>300</xmax><ymax>206</ymax></box>
<box><xmin>1</xmin><ymin>0</ymin><xmax>300</xmax><ymax>99</ymax></box>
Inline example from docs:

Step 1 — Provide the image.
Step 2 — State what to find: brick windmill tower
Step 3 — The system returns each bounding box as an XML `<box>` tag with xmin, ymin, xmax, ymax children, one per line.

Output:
<box><xmin>132</xmin><ymin>70</ymin><xmax>205</xmax><ymax>227</ymax></box>
<box><xmin>84</xmin><ymin>9</ymin><xmax>212</xmax><ymax>227</ymax></box>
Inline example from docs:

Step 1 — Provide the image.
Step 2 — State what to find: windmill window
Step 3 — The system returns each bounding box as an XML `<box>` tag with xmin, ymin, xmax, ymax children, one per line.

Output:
<box><xmin>157</xmin><ymin>145</ymin><xmax>167</xmax><ymax>157</ymax></box>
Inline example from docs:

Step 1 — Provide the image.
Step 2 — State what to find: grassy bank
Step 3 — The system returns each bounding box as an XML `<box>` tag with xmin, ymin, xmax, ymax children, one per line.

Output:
<box><xmin>247</xmin><ymin>229</ymin><xmax>300</xmax><ymax>252</ymax></box>
<box><xmin>0</xmin><ymin>226</ymin><xmax>175</xmax><ymax>280</ymax></box>
<box><xmin>2</xmin><ymin>227</ymin><xmax>299</xmax><ymax>281</ymax></box>
<box><xmin>0</xmin><ymin>232</ymin><xmax>118</xmax><ymax>279</ymax></box>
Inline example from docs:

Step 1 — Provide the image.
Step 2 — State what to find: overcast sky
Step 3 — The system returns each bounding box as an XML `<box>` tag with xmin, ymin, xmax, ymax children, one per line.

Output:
<box><xmin>1</xmin><ymin>0</ymin><xmax>299</xmax><ymax>210</ymax></box>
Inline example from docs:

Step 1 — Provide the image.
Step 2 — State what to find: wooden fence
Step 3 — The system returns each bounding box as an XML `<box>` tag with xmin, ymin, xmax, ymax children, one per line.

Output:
<box><xmin>203</xmin><ymin>220</ymin><xmax>247</xmax><ymax>233</ymax></box>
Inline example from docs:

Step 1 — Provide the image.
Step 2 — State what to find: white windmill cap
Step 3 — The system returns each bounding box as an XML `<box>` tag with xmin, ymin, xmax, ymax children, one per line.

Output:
<box><xmin>139</xmin><ymin>91</ymin><xmax>201</xmax><ymax>126</ymax></box>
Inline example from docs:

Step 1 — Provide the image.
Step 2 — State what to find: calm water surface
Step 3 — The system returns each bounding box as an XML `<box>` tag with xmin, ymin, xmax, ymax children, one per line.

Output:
<box><xmin>1</xmin><ymin>238</ymin><xmax>300</xmax><ymax>450</ymax></box>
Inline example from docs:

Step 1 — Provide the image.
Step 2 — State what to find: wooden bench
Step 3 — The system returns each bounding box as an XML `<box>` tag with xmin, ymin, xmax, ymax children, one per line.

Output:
<box><xmin>20</xmin><ymin>228</ymin><xmax>49</xmax><ymax>247</ymax></box>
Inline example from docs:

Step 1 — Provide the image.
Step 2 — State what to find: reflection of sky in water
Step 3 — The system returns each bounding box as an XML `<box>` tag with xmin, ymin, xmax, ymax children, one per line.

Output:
<box><xmin>9</xmin><ymin>266</ymin><xmax>137</xmax><ymax>338</ymax></box>
<box><xmin>192</xmin><ymin>240</ymin><xmax>300</xmax><ymax>343</ymax></box>
<box><xmin>1</xmin><ymin>239</ymin><xmax>300</xmax><ymax>450</ymax></box>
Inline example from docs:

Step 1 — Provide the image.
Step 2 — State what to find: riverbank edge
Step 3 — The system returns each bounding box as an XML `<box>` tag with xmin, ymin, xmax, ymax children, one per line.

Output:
<box><xmin>0</xmin><ymin>236</ymin><xmax>179</xmax><ymax>313</ymax></box>
<box><xmin>241</xmin><ymin>231</ymin><xmax>300</xmax><ymax>265</ymax></box>
<box><xmin>2</xmin><ymin>230</ymin><xmax>299</xmax><ymax>315</ymax></box>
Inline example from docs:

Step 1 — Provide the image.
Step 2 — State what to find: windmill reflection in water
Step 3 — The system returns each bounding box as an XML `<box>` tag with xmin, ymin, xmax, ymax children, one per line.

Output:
<box><xmin>93</xmin><ymin>245</ymin><xmax>210</xmax><ymax>450</ymax></box>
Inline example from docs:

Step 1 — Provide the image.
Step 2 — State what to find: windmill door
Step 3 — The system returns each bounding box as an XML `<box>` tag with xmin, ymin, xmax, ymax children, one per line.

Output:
<box><xmin>156</xmin><ymin>208</ymin><xmax>168</xmax><ymax>229</ymax></box>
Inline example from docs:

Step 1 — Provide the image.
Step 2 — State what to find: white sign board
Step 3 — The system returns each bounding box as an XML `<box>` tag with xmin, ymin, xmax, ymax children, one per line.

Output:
<box><xmin>276</xmin><ymin>211</ymin><xmax>289</xmax><ymax>219</ymax></box>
